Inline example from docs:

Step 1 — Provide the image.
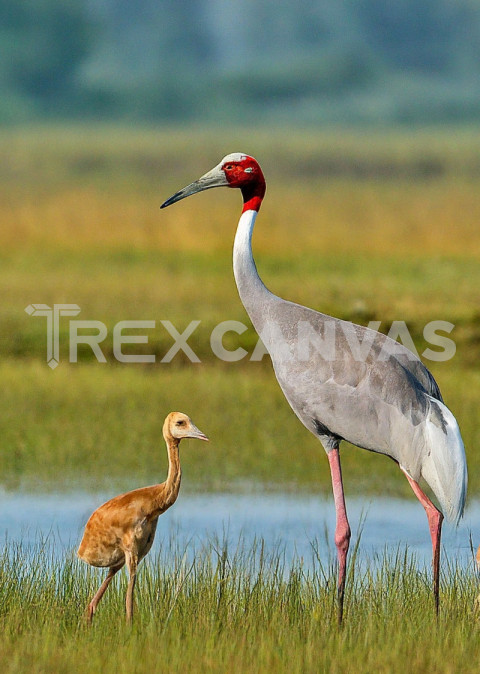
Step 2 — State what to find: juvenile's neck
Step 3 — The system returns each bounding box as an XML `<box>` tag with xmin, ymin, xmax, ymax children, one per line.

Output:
<box><xmin>160</xmin><ymin>436</ymin><xmax>182</xmax><ymax>510</ymax></box>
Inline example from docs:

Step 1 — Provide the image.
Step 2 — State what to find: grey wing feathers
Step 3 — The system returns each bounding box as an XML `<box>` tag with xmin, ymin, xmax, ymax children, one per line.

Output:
<box><xmin>263</xmin><ymin>300</ymin><xmax>445</xmax><ymax>452</ymax></box>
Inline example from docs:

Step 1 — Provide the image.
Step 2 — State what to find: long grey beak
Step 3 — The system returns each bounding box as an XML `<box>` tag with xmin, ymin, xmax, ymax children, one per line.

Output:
<box><xmin>161</xmin><ymin>164</ymin><xmax>228</xmax><ymax>209</ymax></box>
<box><xmin>188</xmin><ymin>423</ymin><xmax>209</xmax><ymax>442</ymax></box>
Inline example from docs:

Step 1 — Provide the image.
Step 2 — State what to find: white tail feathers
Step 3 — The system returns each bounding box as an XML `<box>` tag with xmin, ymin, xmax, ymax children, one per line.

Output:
<box><xmin>420</xmin><ymin>397</ymin><xmax>467</xmax><ymax>526</ymax></box>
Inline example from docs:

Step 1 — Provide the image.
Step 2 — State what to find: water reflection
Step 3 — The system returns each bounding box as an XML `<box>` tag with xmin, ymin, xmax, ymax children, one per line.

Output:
<box><xmin>0</xmin><ymin>489</ymin><xmax>477</xmax><ymax>569</ymax></box>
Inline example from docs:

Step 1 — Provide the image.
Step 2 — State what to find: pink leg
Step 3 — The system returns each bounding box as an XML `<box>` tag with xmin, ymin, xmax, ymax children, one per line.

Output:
<box><xmin>87</xmin><ymin>565</ymin><xmax>122</xmax><ymax>624</ymax></box>
<box><xmin>328</xmin><ymin>448</ymin><xmax>351</xmax><ymax>625</ymax></box>
<box><xmin>401</xmin><ymin>468</ymin><xmax>443</xmax><ymax>614</ymax></box>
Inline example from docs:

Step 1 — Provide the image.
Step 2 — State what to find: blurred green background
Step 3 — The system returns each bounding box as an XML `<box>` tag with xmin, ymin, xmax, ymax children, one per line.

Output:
<box><xmin>2</xmin><ymin>0</ymin><xmax>480</xmax><ymax>126</ymax></box>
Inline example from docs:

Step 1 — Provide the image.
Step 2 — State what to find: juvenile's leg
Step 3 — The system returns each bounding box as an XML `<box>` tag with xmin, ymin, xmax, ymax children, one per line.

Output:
<box><xmin>125</xmin><ymin>552</ymin><xmax>138</xmax><ymax>625</ymax></box>
<box><xmin>87</xmin><ymin>565</ymin><xmax>122</xmax><ymax>624</ymax></box>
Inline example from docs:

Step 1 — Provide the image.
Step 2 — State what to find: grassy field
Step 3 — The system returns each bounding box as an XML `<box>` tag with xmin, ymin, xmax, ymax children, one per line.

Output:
<box><xmin>0</xmin><ymin>360</ymin><xmax>478</xmax><ymax>500</ymax></box>
<box><xmin>0</xmin><ymin>537</ymin><xmax>478</xmax><ymax>674</ymax></box>
<box><xmin>1</xmin><ymin>125</ymin><xmax>480</xmax><ymax>672</ymax></box>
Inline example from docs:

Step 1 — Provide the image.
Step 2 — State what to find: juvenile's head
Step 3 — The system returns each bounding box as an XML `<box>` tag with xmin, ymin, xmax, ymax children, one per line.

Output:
<box><xmin>163</xmin><ymin>412</ymin><xmax>209</xmax><ymax>443</ymax></box>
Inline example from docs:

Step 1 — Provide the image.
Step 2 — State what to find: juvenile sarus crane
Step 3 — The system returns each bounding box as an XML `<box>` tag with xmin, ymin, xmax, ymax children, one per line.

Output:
<box><xmin>161</xmin><ymin>153</ymin><xmax>467</xmax><ymax>622</ymax></box>
<box><xmin>78</xmin><ymin>412</ymin><xmax>208</xmax><ymax>624</ymax></box>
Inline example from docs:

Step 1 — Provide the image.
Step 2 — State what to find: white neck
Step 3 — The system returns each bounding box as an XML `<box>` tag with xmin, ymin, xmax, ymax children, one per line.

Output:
<box><xmin>233</xmin><ymin>209</ymin><xmax>275</xmax><ymax>332</ymax></box>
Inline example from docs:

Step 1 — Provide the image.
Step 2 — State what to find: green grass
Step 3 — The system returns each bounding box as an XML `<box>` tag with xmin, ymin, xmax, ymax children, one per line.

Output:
<box><xmin>0</xmin><ymin>360</ymin><xmax>478</xmax><ymax>499</ymax></box>
<box><xmin>3</xmin><ymin>247</ymin><xmax>480</xmax><ymax>365</ymax></box>
<box><xmin>0</xmin><ymin>537</ymin><xmax>479</xmax><ymax>674</ymax></box>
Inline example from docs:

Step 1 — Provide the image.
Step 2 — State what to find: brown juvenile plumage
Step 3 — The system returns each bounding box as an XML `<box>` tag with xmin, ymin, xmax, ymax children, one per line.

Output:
<box><xmin>77</xmin><ymin>412</ymin><xmax>208</xmax><ymax>624</ymax></box>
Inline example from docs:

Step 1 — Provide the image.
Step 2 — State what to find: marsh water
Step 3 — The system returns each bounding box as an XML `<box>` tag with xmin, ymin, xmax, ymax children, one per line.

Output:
<box><xmin>0</xmin><ymin>489</ymin><xmax>478</xmax><ymax>570</ymax></box>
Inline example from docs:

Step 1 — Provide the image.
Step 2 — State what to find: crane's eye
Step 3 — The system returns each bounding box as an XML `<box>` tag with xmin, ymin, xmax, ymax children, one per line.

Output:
<box><xmin>224</xmin><ymin>164</ymin><xmax>234</xmax><ymax>170</ymax></box>
<box><xmin>176</xmin><ymin>420</ymin><xmax>185</xmax><ymax>426</ymax></box>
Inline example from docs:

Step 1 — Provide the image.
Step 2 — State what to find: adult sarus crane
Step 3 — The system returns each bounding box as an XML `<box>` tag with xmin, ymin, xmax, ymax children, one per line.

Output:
<box><xmin>161</xmin><ymin>153</ymin><xmax>467</xmax><ymax>622</ymax></box>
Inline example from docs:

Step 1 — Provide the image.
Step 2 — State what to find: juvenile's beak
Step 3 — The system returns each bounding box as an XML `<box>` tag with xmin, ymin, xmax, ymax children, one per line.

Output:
<box><xmin>161</xmin><ymin>164</ymin><xmax>228</xmax><ymax>208</ymax></box>
<box><xmin>188</xmin><ymin>423</ymin><xmax>209</xmax><ymax>442</ymax></box>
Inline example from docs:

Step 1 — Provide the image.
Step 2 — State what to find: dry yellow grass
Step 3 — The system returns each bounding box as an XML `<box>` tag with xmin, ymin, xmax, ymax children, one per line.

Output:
<box><xmin>2</xmin><ymin>173</ymin><xmax>480</xmax><ymax>258</ymax></box>
<box><xmin>2</xmin><ymin>125</ymin><xmax>480</xmax><ymax>258</ymax></box>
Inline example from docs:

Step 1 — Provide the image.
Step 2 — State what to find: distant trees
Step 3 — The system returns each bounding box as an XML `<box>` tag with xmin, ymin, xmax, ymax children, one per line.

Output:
<box><xmin>358</xmin><ymin>0</ymin><xmax>479</xmax><ymax>74</ymax></box>
<box><xmin>1</xmin><ymin>0</ymin><xmax>480</xmax><ymax>124</ymax></box>
<box><xmin>0</xmin><ymin>0</ymin><xmax>93</xmax><ymax>120</ymax></box>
